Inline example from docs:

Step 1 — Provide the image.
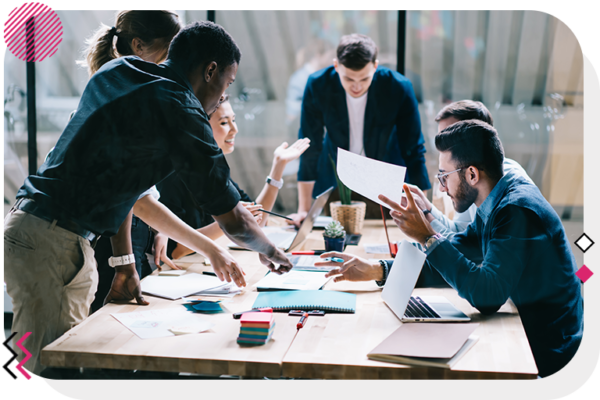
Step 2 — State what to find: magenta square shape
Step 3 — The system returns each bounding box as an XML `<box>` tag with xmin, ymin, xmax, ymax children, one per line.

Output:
<box><xmin>576</xmin><ymin>265</ymin><xmax>594</xmax><ymax>283</ymax></box>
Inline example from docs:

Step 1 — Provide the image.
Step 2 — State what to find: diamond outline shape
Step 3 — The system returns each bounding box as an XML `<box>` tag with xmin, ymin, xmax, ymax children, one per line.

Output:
<box><xmin>575</xmin><ymin>233</ymin><xmax>595</xmax><ymax>253</ymax></box>
<box><xmin>575</xmin><ymin>265</ymin><xmax>594</xmax><ymax>283</ymax></box>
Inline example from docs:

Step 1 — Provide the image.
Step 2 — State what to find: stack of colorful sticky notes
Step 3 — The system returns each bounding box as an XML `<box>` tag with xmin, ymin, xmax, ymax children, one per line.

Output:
<box><xmin>237</xmin><ymin>312</ymin><xmax>275</xmax><ymax>345</ymax></box>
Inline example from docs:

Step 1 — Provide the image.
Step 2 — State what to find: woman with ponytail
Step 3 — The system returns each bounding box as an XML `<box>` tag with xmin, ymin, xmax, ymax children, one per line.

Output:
<box><xmin>80</xmin><ymin>10</ymin><xmax>181</xmax><ymax>75</ymax></box>
<box><xmin>76</xmin><ymin>10</ymin><xmax>183</xmax><ymax>313</ymax></box>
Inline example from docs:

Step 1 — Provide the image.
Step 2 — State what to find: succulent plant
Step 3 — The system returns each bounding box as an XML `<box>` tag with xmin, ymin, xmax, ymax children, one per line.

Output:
<box><xmin>323</xmin><ymin>220</ymin><xmax>346</xmax><ymax>239</ymax></box>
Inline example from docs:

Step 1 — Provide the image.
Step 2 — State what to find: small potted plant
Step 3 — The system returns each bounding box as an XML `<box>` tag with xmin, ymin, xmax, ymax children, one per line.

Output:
<box><xmin>323</xmin><ymin>220</ymin><xmax>346</xmax><ymax>252</ymax></box>
<box><xmin>329</xmin><ymin>156</ymin><xmax>366</xmax><ymax>234</ymax></box>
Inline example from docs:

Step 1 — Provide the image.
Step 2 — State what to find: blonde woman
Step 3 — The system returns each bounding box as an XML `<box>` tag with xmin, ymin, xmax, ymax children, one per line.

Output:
<box><xmin>157</xmin><ymin>95</ymin><xmax>310</xmax><ymax>260</ymax></box>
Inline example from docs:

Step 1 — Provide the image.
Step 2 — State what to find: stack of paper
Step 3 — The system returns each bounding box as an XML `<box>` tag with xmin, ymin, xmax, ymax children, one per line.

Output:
<box><xmin>237</xmin><ymin>312</ymin><xmax>275</xmax><ymax>345</ymax></box>
<box><xmin>141</xmin><ymin>273</ymin><xmax>226</xmax><ymax>300</ymax></box>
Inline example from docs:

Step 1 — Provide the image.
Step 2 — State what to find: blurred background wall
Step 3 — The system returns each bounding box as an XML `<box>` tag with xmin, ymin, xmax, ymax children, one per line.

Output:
<box><xmin>4</xmin><ymin>10</ymin><xmax>583</xmax><ymax>240</ymax></box>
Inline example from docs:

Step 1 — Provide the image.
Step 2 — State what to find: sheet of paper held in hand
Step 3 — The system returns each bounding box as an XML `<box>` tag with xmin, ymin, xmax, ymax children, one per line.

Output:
<box><xmin>336</xmin><ymin>148</ymin><xmax>407</xmax><ymax>209</ymax></box>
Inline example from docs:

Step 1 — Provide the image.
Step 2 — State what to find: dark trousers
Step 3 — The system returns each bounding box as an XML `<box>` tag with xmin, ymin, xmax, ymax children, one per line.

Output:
<box><xmin>91</xmin><ymin>216</ymin><xmax>154</xmax><ymax>313</ymax></box>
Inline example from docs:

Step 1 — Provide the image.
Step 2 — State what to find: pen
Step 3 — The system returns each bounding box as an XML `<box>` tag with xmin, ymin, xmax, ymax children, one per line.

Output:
<box><xmin>257</xmin><ymin>209</ymin><xmax>293</xmax><ymax>221</ymax></box>
<box><xmin>232</xmin><ymin>308</ymin><xmax>273</xmax><ymax>319</ymax></box>
<box><xmin>297</xmin><ymin>312</ymin><xmax>309</xmax><ymax>330</ymax></box>
<box><xmin>202</xmin><ymin>271</ymin><xmax>217</xmax><ymax>277</ymax></box>
<box><xmin>291</xmin><ymin>250</ymin><xmax>326</xmax><ymax>255</ymax></box>
<box><xmin>324</xmin><ymin>257</ymin><xmax>344</xmax><ymax>263</ymax></box>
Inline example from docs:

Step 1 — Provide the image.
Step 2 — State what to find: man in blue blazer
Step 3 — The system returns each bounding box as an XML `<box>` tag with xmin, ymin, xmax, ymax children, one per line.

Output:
<box><xmin>292</xmin><ymin>34</ymin><xmax>430</xmax><ymax>222</ymax></box>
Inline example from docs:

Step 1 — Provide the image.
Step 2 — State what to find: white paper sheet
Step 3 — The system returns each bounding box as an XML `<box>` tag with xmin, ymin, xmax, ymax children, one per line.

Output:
<box><xmin>255</xmin><ymin>270</ymin><xmax>332</xmax><ymax>291</ymax></box>
<box><xmin>337</xmin><ymin>148</ymin><xmax>406</xmax><ymax>209</ymax></box>
<box><xmin>364</xmin><ymin>244</ymin><xmax>394</xmax><ymax>254</ymax></box>
<box><xmin>111</xmin><ymin>308</ymin><xmax>214</xmax><ymax>339</ymax></box>
<box><xmin>288</xmin><ymin>255</ymin><xmax>336</xmax><ymax>272</ymax></box>
<box><xmin>141</xmin><ymin>273</ymin><xmax>226</xmax><ymax>300</ymax></box>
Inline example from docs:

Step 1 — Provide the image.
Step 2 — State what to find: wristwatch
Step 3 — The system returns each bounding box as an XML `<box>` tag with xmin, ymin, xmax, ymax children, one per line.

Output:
<box><xmin>266</xmin><ymin>175</ymin><xmax>283</xmax><ymax>189</ymax></box>
<box><xmin>423</xmin><ymin>233</ymin><xmax>443</xmax><ymax>252</ymax></box>
<box><xmin>108</xmin><ymin>254</ymin><xmax>135</xmax><ymax>267</ymax></box>
<box><xmin>375</xmin><ymin>259</ymin><xmax>389</xmax><ymax>287</ymax></box>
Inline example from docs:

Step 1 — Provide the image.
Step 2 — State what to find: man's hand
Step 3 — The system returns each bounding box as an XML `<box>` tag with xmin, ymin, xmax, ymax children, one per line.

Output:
<box><xmin>379</xmin><ymin>184</ymin><xmax>437</xmax><ymax>245</ymax></box>
<box><xmin>153</xmin><ymin>233</ymin><xmax>180</xmax><ymax>271</ymax></box>
<box><xmin>318</xmin><ymin>252</ymin><xmax>383</xmax><ymax>283</ymax></box>
<box><xmin>104</xmin><ymin>264</ymin><xmax>149</xmax><ymax>306</ymax></box>
<box><xmin>206</xmin><ymin>245</ymin><xmax>247</xmax><ymax>287</ymax></box>
<box><xmin>401</xmin><ymin>184</ymin><xmax>434</xmax><ymax>222</ymax></box>
<box><xmin>258</xmin><ymin>248</ymin><xmax>293</xmax><ymax>275</ymax></box>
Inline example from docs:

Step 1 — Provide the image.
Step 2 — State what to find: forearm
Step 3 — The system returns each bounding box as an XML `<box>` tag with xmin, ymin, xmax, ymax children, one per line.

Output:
<box><xmin>172</xmin><ymin>223</ymin><xmax>225</xmax><ymax>259</ymax></box>
<box><xmin>297</xmin><ymin>181</ymin><xmax>315</xmax><ymax>213</ymax></box>
<box><xmin>109</xmin><ymin>210</ymin><xmax>137</xmax><ymax>276</ymax></box>
<box><xmin>255</xmin><ymin>160</ymin><xmax>287</xmax><ymax>226</ymax></box>
<box><xmin>110</xmin><ymin>210</ymin><xmax>134</xmax><ymax>256</ymax></box>
<box><xmin>133</xmin><ymin>196</ymin><xmax>219</xmax><ymax>258</ymax></box>
<box><xmin>214</xmin><ymin>203</ymin><xmax>279</xmax><ymax>257</ymax></box>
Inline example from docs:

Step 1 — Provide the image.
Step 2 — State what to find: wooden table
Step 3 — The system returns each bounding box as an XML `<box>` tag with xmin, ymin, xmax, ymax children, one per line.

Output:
<box><xmin>41</xmin><ymin>220</ymin><xmax>538</xmax><ymax>379</ymax></box>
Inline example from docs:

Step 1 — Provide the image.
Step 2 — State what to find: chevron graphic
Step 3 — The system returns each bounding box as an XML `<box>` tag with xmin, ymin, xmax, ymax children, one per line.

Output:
<box><xmin>15</xmin><ymin>332</ymin><xmax>32</xmax><ymax>379</ymax></box>
<box><xmin>3</xmin><ymin>332</ymin><xmax>18</xmax><ymax>379</ymax></box>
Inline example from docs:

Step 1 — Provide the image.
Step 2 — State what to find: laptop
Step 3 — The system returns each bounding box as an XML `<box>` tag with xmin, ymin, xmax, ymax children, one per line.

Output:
<box><xmin>228</xmin><ymin>187</ymin><xmax>334</xmax><ymax>252</ymax></box>
<box><xmin>382</xmin><ymin>240</ymin><xmax>470</xmax><ymax>322</ymax></box>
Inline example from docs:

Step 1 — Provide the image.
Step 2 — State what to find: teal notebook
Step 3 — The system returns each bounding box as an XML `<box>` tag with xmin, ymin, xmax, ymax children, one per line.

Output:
<box><xmin>252</xmin><ymin>290</ymin><xmax>356</xmax><ymax>313</ymax></box>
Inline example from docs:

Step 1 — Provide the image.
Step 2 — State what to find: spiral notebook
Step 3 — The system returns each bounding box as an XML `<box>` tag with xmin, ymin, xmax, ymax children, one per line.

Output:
<box><xmin>252</xmin><ymin>290</ymin><xmax>356</xmax><ymax>313</ymax></box>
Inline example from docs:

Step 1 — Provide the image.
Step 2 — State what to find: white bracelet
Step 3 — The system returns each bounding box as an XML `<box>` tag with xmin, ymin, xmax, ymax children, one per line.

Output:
<box><xmin>108</xmin><ymin>254</ymin><xmax>135</xmax><ymax>267</ymax></box>
<box><xmin>266</xmin><ymin>175</ymin><xmax>283</xmax><ymax>189</ymax></box>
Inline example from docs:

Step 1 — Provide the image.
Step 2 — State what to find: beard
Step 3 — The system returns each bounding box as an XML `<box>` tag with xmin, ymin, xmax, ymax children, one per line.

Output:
<box><xmin>450</xmin><ymin>174</ymin><xmax>478</xmax><ymax>213</ymax></box>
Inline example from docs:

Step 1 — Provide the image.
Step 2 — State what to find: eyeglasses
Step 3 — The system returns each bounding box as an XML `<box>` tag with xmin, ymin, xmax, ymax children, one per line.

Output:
<box><xmin>435</xmin><ymin>168</ymin><xmax>462</xmax><ymax>188</ymax></box>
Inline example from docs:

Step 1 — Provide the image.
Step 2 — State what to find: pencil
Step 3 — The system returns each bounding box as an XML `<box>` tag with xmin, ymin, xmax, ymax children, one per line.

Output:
<box><xmin>257</xmin><ymin>209</ymin><xmax>293</xmax><ymax>221</ymax></box>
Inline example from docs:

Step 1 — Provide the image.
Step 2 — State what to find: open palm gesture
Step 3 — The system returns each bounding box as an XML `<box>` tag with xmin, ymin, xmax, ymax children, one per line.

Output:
<box><xmin>273</xmin><ymin>138</ymin><xmax>311</xmax><ymax>164</ymax></box>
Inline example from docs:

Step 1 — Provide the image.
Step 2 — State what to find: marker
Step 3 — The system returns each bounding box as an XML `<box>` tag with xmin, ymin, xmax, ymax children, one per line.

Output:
<box><xmin>297</xmin><ymin>312</ymin><xmax>309</xmax><ymax>330</ymax></box>
<box><xmin>324</xmin><ymin>257</ymin><xmax>344</xmax><ymax>263</ymax></box>
<box><xmin>232</xmin><ymin>308</ymin><xmax>273</xmax><ymax>319</ymax></box>
<box><xmin>291</xmin><ymin>250</ymin><xmax>326</xmax><ymax>255</ymax></box>
<box><xmin>258</xmin><ymin>209</ymin><xmax>293</xmax><ymax>221</ymax></box>
<box><xmin>202</xmin><ymin>271</ymin><xmax>217</xmax><ymax>277</ymax></box>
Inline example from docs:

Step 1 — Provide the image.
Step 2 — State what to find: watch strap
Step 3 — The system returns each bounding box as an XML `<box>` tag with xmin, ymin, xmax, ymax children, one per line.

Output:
<box><xmin>266</xmin><ymin>175</ymin><xmax>283</xmax><ymax>189</ymax></box>
<box><xmin>108</xmin><ymin>254</ymin><xmax>135</xmax><ymax>268</ymax></box>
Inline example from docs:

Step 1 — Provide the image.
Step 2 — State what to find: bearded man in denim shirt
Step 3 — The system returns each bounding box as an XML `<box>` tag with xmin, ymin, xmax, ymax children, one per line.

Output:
<box><xmin>321</xmin><ymin>119</ymin><xmax>583</xmax><ymax>377</ymax></box>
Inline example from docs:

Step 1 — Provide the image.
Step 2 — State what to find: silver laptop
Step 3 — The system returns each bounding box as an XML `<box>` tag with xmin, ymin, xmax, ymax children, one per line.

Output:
<box><xmin>382</xmin><ymin>240</ymin><xmax>470</xmax><ymax>322</ymax></box>
<box><xmin>229</xmin><ymin>187</ymin><xmax>333</xmax><ymax>252</ymax></box>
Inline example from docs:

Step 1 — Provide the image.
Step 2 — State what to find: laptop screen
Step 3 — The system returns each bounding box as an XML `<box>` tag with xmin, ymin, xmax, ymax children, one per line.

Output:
<box><xmin>287</xmin><ymin>187</ymin><xmax>334</xmax><ymax>250</ymax></box>
<box><xmin>381</xmin><ymin>240</ymin><xmax>427</xmax><ymax>320</ymax></box>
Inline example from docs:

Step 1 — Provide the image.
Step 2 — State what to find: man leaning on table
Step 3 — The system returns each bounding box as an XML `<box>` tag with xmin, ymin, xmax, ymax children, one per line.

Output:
<box><xmin>292</xmin><ymin>33</ymin><xmax>430</xmax><ymax>223</ymax></box>
<box><xmin>4</xmin><ymin>21</ymin><xmax>292</xmax><ymax>375</ymax></box>
<box><xmin>319</xmin><ymin>119</ymin><xmax>583</xmax><ymax>377</ymax></box>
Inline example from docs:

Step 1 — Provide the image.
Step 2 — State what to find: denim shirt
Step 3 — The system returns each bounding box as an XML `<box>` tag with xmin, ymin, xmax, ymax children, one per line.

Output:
<box><xmin>384</xmin><ymin>172</ymin><xmax>583</xmax><ymax>377</ymax></box>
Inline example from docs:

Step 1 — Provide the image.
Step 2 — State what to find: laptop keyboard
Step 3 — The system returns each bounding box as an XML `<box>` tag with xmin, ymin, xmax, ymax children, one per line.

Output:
<box><xmin>404</xmin><ymin>296</ymin><xmax>441</xmax><ymax>319</ymax></box>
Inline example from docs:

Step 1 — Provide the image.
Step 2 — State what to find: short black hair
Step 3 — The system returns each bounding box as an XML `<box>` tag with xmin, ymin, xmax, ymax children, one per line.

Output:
<box><xmin>167</xmin><ymin>21</ymin><xmax>241</xmax><ymax>74</ymax></box>
<box><xmin>336</xmin><ymin>34</ymin><xmax>378</xmax><ymax>70</ymax></box>
<box><xmin>435</xmin><ymin>119</ymin><xmax>504</xmax><ymax>181</ymax></box>
<box><xmin>435</xmin><ymin>100</ymin><xmax>494</xmax><ymax>126</ymax></box>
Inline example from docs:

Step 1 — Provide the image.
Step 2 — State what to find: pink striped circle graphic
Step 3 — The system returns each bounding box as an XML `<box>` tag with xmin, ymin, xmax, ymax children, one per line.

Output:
<box><xmin>4</xmin><ymin>2</ymin><xmax>62</xmax><ymax>62</ymax></box>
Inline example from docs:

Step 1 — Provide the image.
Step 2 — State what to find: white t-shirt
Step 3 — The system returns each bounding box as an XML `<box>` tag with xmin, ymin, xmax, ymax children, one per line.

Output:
<box><xmin>346</xmin><ymin>92</ymin><xmax>368</xmax><ymax>155</ymax></box>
